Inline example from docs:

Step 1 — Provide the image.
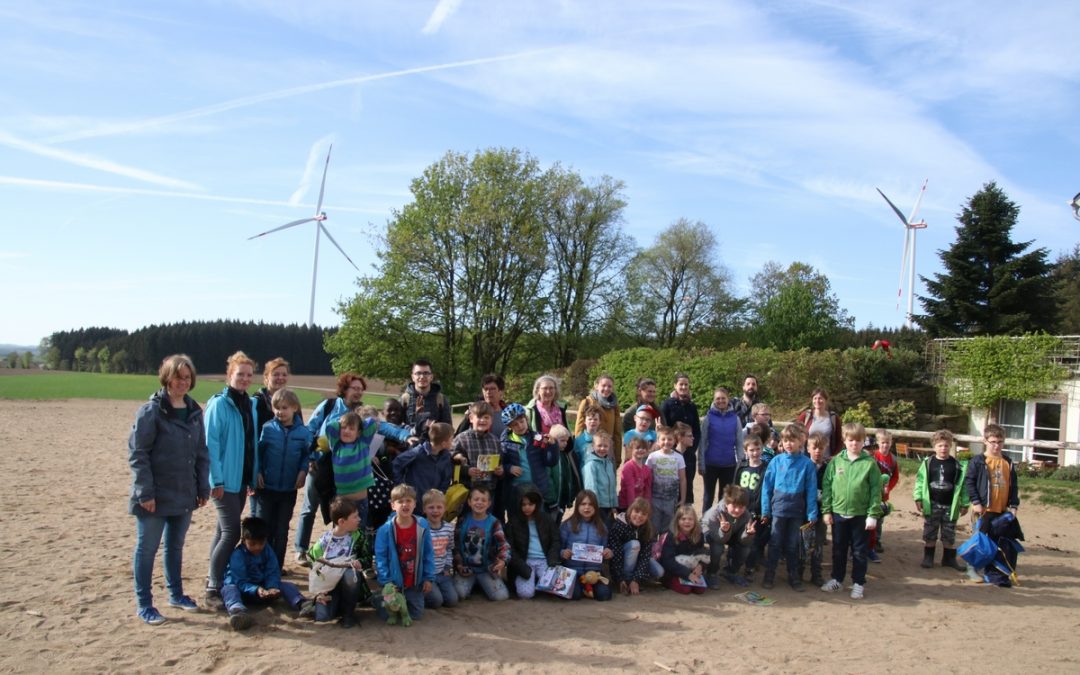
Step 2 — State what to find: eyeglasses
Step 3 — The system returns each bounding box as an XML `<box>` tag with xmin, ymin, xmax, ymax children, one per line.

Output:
<box><xmin>413</xmin><ymin>371</ymin><xmax>433</xmax><ymax>378</ymax></box>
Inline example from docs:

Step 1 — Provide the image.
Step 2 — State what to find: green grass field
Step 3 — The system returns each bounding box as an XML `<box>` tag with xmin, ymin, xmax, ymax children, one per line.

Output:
<box><xmin>0</xmin><ymin>372</ymin><xmax>388</xmax><ymax>409</ymax></box>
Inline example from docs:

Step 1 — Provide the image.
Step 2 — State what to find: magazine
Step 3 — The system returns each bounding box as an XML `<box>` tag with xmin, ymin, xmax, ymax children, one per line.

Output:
<box><xmin>679</xmin><ymin>575</ymin><xmax>707</xmax><ymax>588</ymax></box>
<box><xmin>734</xmin><ymin>591</ymin><xmax>776</xmax><ymax>606</ymax></box>
<box><xmin>476</xmin><ymin>454</ymin><xmax>500</xmax><ymax>472</ymax></box>
<box><xmin>536</xmin><ymin>565</ymin><xmax>576</xmax><ymax>598</ymax></box>
<box><xmin>571</xmin><ymin>543</ymin><xmax>605</xmax><ymax>564</ymax></box>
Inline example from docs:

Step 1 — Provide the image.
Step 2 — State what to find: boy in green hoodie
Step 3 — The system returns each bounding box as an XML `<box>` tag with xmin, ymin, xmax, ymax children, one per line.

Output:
<box><xmin>820</xmin><ymin>423</ymin><xmax>882</xmax><ymax>600</ymax></box>
<box><xmin>913</xmin><ymin>429</ymin><xmax>969</xmax><ymax>570</ymax></box>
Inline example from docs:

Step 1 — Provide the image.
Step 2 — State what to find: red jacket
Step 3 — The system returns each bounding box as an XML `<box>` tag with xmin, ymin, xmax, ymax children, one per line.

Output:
<box><xmin>873</xmin><ymin>450</ymin><xmax>899</xmax><ymax>501</ymax></box>
<box><xmin>618</xmin><ymin>459</ymin><xmax>652</xmax><ymax>510</ymax></box>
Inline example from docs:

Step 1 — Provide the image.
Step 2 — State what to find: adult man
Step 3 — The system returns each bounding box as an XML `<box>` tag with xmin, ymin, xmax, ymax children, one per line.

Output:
<box><xmin>731</xmin><ymin>375</ymin><xmax>762</xmax><ymax>427</ymax></box>
<box><xmin>401</xmin><ymin>358</ymin><xmax>452</xmax><ymax>432</ymax></box>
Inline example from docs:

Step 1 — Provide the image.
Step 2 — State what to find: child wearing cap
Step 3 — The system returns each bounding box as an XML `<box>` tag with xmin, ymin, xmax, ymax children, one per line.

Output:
<box><xmin>622</xmin><ymin>404</ymin><xmax>659</xmax><ymax>461</ymax></box>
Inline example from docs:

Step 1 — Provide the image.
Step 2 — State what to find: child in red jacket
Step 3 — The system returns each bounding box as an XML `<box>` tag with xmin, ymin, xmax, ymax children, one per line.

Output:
<box><xmin>618</xmin><ymin>437</ymin><xmax>653</xmax><ymax>512</ymax></box>
<box><xmin>868</xmin><ymin>429</ymin><xmax>899</xmax><ymax>561</ymax></box>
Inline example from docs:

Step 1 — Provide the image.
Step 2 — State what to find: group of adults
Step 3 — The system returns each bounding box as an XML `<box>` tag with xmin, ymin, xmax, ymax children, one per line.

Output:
<box><xmin>127</xmin><ymin>351</ymin><xmax>845</xmax><ymax>624</ymax></box>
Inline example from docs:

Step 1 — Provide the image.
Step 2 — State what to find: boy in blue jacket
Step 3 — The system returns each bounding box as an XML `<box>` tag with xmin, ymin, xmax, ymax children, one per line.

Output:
<box><xmin>374</xmin><ymin>484</ymin><xmax>435</xmax><ymax>621</ymax></box>
<box><xmin>392</xmin><ymin>422</ymin><xmax>454</xmax><ymax>499</ymax></box>
<box><xmin>252</xmin><ymin>389</ymin><xmax>312</xmax><ymax>571</ymax></box>
<box><xmin>222</xmin><ymin>517</ymin><xmax>306</xmax><ymax>631</ymax></box>
<box><xmin>760</xmin><ymin>425</ymin><xmax>818</xmax><ymax>591</ymax></box>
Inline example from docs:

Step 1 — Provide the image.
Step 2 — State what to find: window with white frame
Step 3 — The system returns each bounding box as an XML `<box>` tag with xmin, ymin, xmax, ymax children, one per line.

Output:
<box><xmin>997</xmin><ymin>399</ymin><xmax>1062</xmax><ymax>463</ymax></box>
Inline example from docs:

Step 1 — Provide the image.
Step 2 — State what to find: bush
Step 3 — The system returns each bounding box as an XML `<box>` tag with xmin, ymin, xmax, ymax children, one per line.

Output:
<box><xmin>877</xmin><ymin>399</ymin><xmax>917</xmax><ymax>429</ymax></box>
<box><xmin>841</xmin><ymin>401</ymin><xmax>874</xmax><ymax>427</ymax></box>
<box><xmin>957</xmin><ymin>450</ymin><xmax>973</xmax><ymax>462</ymax></box>
<box><xmin>1051</xmin><ymin>465</ymin><xmax>1080</xmax><ymax>482</ymax></box>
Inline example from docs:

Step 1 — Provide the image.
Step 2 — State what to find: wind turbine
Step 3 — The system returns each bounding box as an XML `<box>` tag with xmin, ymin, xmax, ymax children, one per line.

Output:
<box><xmin>248</xmin><ymin>145</ymin><xmax>359</xmax><ymax>327</ymax></box>
<box><xmin>1070</xmin><ymin>192</ymin><xmax>1080</xmax><ymax>222</ymax></box>
<box><xmin>876</xmin><ymin>179</ymin><xmax>928</xmax><ymax>329</ymax></box>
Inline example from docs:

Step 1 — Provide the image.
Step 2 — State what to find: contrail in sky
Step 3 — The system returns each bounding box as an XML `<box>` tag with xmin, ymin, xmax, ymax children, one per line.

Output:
<box><xmin>45</xmin><ymin>49</ymin><xmax>550</xmax><ymax>144</ymax></box>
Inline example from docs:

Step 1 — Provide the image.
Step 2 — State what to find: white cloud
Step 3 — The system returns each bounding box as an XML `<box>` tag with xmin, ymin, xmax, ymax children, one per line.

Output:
<box><xmin>422</xmin><ymin>0</ymin><xmax>464</xmax><ymax>34</ymax></box>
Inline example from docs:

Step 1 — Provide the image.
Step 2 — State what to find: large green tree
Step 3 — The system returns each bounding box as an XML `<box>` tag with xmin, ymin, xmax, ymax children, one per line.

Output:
<box><xmin>748</xmin><ymin>261</ymin><xmax>853</xmax><ymax>350</ymax></box>
<box><xmin>1051</xmin><ymin>244</ymin><xmax>1080</xmax><ymax>333</ymax></box>
<box><xmin>917</xmin><ymin>182</ymin><xmax>1057</xmax><ymax>336</ymax></box>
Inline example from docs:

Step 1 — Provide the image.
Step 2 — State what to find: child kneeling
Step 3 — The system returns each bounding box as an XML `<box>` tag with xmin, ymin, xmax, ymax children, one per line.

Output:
<box><xmin>453</xmin><ymin>487</ymin><xmax>510</xmax><ymax>601</ymax></box>
<box><xmin>505</xmin><ymin>487</ymin><xmax>562</xmax><ymax>598</ymax></box>
<box><xmin>307</xmin><ymin>497</ymin><xmax>370</xmax><ymax>627</ymax></box>
<box><xmin>222</xmin><ymin>517</ymin><xmax>306</xmax><ymax>631</ymax></box>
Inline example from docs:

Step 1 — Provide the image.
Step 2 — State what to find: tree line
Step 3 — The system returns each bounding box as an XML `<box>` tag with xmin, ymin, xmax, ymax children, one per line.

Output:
<box><xmin>41</xmin><ymin>321</ymin><xmax>334</xmax><ymax>375</ymax></box>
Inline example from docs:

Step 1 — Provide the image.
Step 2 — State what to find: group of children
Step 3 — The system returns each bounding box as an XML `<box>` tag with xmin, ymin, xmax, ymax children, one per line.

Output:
<box><xmin>209</xmin><ymin>388</ymin><xmax>1021</xmax><ymax>629</ymax></box>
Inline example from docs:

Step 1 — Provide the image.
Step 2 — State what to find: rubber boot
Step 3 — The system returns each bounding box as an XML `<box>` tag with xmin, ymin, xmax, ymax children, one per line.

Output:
<box><xmin>942</xmin><ymin>548</ymin><xmax>966</xmax><ymax>571</ymax></box>
<box><xmin>920</xmin><ymin>546</ymin><xmax>935</xmax><ymax>569</ymax></box>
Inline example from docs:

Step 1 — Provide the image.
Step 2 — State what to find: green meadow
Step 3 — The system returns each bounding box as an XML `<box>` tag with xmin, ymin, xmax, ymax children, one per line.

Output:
<box><xmin>0</xmin><ymin>372</ymin><xmax>388</xmax><ymax>409</ymax></box>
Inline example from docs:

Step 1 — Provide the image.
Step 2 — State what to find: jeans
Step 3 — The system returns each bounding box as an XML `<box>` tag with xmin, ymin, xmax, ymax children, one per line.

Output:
<box><xmin>251</xmin><ymin>489</ymin><xmax>298</xmax><ymax>571</ymax></box>
<box><xmin>293</xmin><ymin>472</ymin><xmax>321</xmax><ymax>553</ymax></box>
<box><xmin>222</xmin><ymin>580</ymin><xmax>303</xmax><ymax>613</ymax></box>
<box><xmin>314</xmin><ymin>568</ymin><xmax>360</xmax><ymax>622</ymax></box>
<box><xmin>572</xmin><ymin>576</ymin><xmax>613</xmax><ymax>601</ymax></box>
<box><xmin>454</xmin><ymin>571</ymin><xmax>509</xmax><ymax>601</ymax></box>
<box><xmin>799</xmin><ymin>517</ymin><xmax>827</xmax><ymax>579</ymax></box>
<box><xmin>514</xmin><ymin>559</ymin><xmax>550</xmax><ymax>599</ymax></box>
<box><xmin>830</xmin><ymin>514</ymin><xmax>869</xmax><ymax>585</ymax></box>
<box><xmin>133</xmin><ymin>510</ymin><xmax>192</xmax><ymax>610</ymax></box>
<box><xmin>683</xmin><ymin>448</ymin><xmax>697</xmax><ymax>505</ymax></box>
<box><xmin>374</xmin><ymin>586</ymin><xmax>425</xmax><ymax>620</ymax></box>
<box><xmin>701</xmin><ymin>465</ymin><xmax>737</xmax><ymax>513</ymax></box>
<box><xmin>425</xmin><ymin>573</ymin><xmax>459</xmax><ymax>608</ymax></box>
<box><xmin>621</xmin><ymin>540</ymin><xmax>664</xmax><ymax>579</ymax></box>
<box><xmin>706</xmin><ymin>534</ymin><xmax>748</xmax><ymax>576</ymax></box>
<box><xmin>651</xmin><ymin>497</ymin><xmax>676</xmax><ymax>536</ymax></box>
<box><xmin>765</xmin><ymin>516</ymin><xmax>802</xmax><ymax>581</ymax></box>
<box><xmin>207</xmin><ymin>491</ymin><xmax>246</xmax><ymax>589</ymax></box>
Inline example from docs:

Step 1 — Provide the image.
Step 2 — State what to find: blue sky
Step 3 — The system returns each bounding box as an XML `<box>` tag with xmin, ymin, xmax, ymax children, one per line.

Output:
<box><xmin>2</xmin><ymin>0</ymin><xmax>1078</xmax><ymax>347</ymax></box>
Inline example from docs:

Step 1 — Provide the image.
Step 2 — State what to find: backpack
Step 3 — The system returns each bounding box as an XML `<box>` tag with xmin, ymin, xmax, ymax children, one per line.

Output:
<box><xmin>311</xmin><ymin>397</ymin><xmax>338</xmax><ymax>497</ymax></box>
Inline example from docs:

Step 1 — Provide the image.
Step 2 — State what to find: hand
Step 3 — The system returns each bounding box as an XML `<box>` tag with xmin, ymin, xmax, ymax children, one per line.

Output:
<box><xmin>406</xmin><ymin>436</ymin><xmax>421</xmax><ymax>446</ymax></box>
<box><xmin>422</xmin><ymin>581</ymin><xmax>432</xmax><ymax>594</ymax></box>
<box><xmin>494</xmin><ymin>466</ymin><xmax>505</xmax><ymax>477</ymax></box>
<box><xmin>915</xmin><ymin>502</ymin><xmax>923</xmax><ymax>514</ymax></box>
<box><xmin>257</xmin><ymin>473</ymin><xmax>265</xmax><ymax>489</ymax></box>
<box><xmin>760</xmin><ymin>516</ymin><xmax>770</xmax><ymax>526</ymax></box>
<box><xmin>619</xmin><ymin>581</ymin><xmax>629</xmax><ymax>595</ymax></box>
<box><xmin>972</xmin><ymin>503</ymin><xmax>985</xmax><ymax>515</ymax></box>
<box><xmin>490</xmin><ymin>560</ymin><xmax>505</xmax><ymax>575</ymax></box>
<box><xmin>561</xmin><ymin>549</ymin><xmax>572</xmax><ymax>560</ymax></box>
<box><xmin>720</xmin><ymin>521</ymin><xmax>731</xmax><ymax>533</ymax></box>
<box><xmin>211</xmin><ymin>486</ymin><xmax>225</xmax><ymax>500</ymax></box>
<box><xmin>510</xmin><ymin>466</ymin><xmax>523</xmax><ymax>477</ymax></box>
<box><xmin>196</xmin><ymin>497</ymin><xmax>208</xmax><ymax>508</ymax></box>
<box><xmin>295</xmin><ymin>472</ymin><xmax>306</xmax><ymax>490</ymax></box>
<box><xmin>351</xmin><ymin>560</ymin><xmax>364</xmax><ymax>571</ymax></box>
<box><xmin>865</xmin><ymin>517</ymin><xmax>878</xmax><ymax>531</ymax></box>
<box><xmin>823</xmin><ymin>514</ymin><xmax>833</xmax><ymax>526</ymax></box>
<box><xmin>247</xmin><ymin>487</ymin><xmax>256</xmax><ymax>497</ymax></box>
<box><xmin>257</xmin><ymin>587</ymin><xmax>279</xmax><ymax>599</ymax></box>
<box><xmin>602</xmin><ymin>548</ymin><xmax>613</xmax><ymax>560</ymax></box>
<box><xmin>454</xmin><ymin>455</ymin><xmax>468</xmax><ymax>465</ymax></box>
<box><xmin>628</xmin><ymin>580</ymin><xmax>640</xmax><ymax>596</ymax></box>
<box><xmin>468</xmin><ymin>467</ymin><xmax>481</xmax><ymax>478</ymax></box>
<box><xmin>140</xmin><ymin>498</ymin><xmax>156</xmax><ymax>513</ymax></box>
<box><xmin>745</xmin><ymin>520</ymin><xmax>756</xmax><ymax>535</ymax></box>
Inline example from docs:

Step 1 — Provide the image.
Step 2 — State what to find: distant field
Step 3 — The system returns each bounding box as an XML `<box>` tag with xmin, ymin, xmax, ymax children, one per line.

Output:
<box><xmin>0</xmin><ymin>372</ymin><xmax>388</xmax><ymax>409</ymax></box>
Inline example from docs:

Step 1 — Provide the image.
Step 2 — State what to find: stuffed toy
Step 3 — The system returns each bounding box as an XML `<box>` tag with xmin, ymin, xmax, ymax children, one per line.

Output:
<box><xmin>578</xmin><ymin>570</ymin><xmax>609</xmax><ymax>599</ymax></box>
<box><xmin>675</xmin><ymin>553</ymin><xmax>710</xmax><ymax>572</ymax></box>
<box><xmin>381</xmin><ymin>582</ymin><xmax>412</xmax><ymax>627</ymax></box>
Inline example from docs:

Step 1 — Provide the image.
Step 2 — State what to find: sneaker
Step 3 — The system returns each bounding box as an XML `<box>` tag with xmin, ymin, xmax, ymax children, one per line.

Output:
<box><xmin>868</xmin><ymin>550</ymin><xmax>882</xmax><ymax>564</ymax></box>
<box><xmin>295</xmin><ymin>551</ymin><xmax>311</xmax><ymax>568</ymax></box>
<box><xmin>298</xmin><ymin>598</ymin><xmax>316</xmax><ymax>619</ymax></box>
<box><xmin>168</xmin><ymin>595</ymin><xmax>199</xmax><ymax>612</ymax></box>
<box><xmin>965</xmin><ymin>565</ymin><xmax>981</xmax><ymax>582</ymax></box>
<box><xmin>138</xmin><ymin>607</ymin><xmax>167</xmax><ymax>626</ymax></box>
<box><xmin>790</xmin><ymin>579</ymin><xmax>805</xmax><ymax>592</ymax></box>
<box><xmin>229</xmin><ymin>611</ymin><xmax>253</xmax><ymax>631</ymax></box>
<box><xmin>203</xmin><ymin>589</ymin><xmax>225</xmax><ymax>611</ymax></box>
<box><xmin>724</xmin><ymin>572</ymin><xmax>749</xmax><ymax>588</ymax></box>
<box><xmin>820</xmin><ymin>578</ymin><xmax>842</xmax><ymax>592</ymax></box>
<box><xmin>850</xmin><ymin>583</ymin><xmax>865</xmax><ymax>600</ymax></box>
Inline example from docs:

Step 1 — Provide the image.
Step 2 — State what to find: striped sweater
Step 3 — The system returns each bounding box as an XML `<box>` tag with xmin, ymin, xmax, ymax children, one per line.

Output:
<box><xmin>323</xmin><ymin>417</ymin><xmax>412</xmax><ymax>496</ymax></box>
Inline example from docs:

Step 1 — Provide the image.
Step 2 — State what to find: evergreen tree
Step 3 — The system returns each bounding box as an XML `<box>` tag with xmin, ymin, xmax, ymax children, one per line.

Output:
<box><xmin>1051</xmin><ymin>244</ymin><xmax>1080</xmax><ymax>333</ymax></box>
<box><xmin>916</xmin><ymin>182</ymin><xmax>1056</xmax><ymax>336</ymax></box>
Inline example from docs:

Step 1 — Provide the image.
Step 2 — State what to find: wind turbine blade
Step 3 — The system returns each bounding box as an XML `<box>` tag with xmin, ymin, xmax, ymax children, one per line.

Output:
<box><xmin>876</xmin><ymin>188</ymin><xmax>910</xmax><ymax>226</ymax></box>
<box><xmin>247</xmin><ymin>217</ymin><xmax>316</xmax><ymax>240</ymax></box>
<box><xmin>319</xmin><ymin>223</ymin><xmax>359</xmax><ymax>271</ymax></box>
<box><xmin>314</xmin><ymin>144</ymin><xmax>332</xmax><ymax>215</ymax></box>
<box><xmin>907</xmin><ymin>179</ymin><xmax>928</xmax><ymax>223</ymax></box>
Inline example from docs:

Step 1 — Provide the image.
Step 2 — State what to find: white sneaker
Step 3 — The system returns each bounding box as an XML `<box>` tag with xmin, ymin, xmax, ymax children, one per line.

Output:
<box><xmin>850</xmin><ymin>583</ymin><xmax>865</xmax><ymax>599</ymax></box>
<box><xmin>820</xmin><ymin>579</ymin><xmax>842</xmax><ymax>592</ymax></box>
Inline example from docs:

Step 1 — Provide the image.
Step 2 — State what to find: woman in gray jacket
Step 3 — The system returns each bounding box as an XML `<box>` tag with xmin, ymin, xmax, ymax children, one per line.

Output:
<box><xmin>129</xmin><ymin>354</ymin><xmax>210</xmax><ymax>625</ymax></box>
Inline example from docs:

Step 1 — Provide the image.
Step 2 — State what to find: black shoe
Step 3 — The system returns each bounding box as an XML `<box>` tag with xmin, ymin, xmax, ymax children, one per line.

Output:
<box><xmin>204</xmin><ymin>589</ymin><xmax>225</xmax><ymax>611</ymax></box>
<box><xmin>942</xmin><ymin>548</ymin><xmax>967</xmax><ymax>571</ymax></box>
<box><xmin>790</xmin><ymin>579</ymin><xmax>805</xmax><ymax>592</ymax></box>
<box><xmin>229</xmin><ymin>611</ymin><xmax>253</xmax><ymax>631</ymax></box>
<box><xmin>341</xmin><ymin>613</ymin><xmax>357</xmax><ymax>629</ymax></box>
<box><xmin>875</xmin><ymin>541</ymin><xmax>884</xmax><ymax>553</ymax></box>
<box><xmin>811</xmin><ymin>575</ymin><xmax>826</xmax><ymax>587</ymax></box>
<box><xmin>920</xmin><ymin>547</ymin><xmax>935</xmax><ymax>569</ymax></box>
<box><xmin>762</xmin><ymin>573</ymin><xmax>775</xmax><ymax>590</ymax></box>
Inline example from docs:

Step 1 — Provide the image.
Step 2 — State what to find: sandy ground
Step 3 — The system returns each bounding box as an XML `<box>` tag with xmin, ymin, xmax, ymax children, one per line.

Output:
<box><xmin>1</xmin><ymin>398</ymin><xmax>1079</xmax><ymax>674</ymax></box>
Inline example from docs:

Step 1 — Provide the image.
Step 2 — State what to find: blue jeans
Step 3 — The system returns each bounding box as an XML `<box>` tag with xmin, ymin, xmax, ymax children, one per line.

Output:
<box><xmin>622</xmin><ymin>540</ymin><xmax>663</xmax><ymax>579</ymax></box>
<box><xmin>706</xmin><ymin>535</ymin><xmax>748</xmax><ymax>576</ymax></box>
<box><xmin>314</xmin><ymin>568</ymin><xmax>360</xmax><ymax>622</ymax></box>
<box><xmin>293</xmin><ymin>473</ymin><xmax>321</xmax><ymax>553</ymax></box>
<box><xmin>765</xmin><ymin>515</ymin><xmax>802</xmax><ymax>581</ymax></box>
<box><xmin>207</xmin><ymin>491</ymin><xmax>246</xmax><ymax>589</ymax></box>
<box><xmin>831</xmin><ymin>515</ymin><xmax>869</xmax><ymax>585</ymax></box>
<box><xmin>454</xmin><ymin>571</ymin><xmax>509</xmax><ymax>601</ymax></box>
<box><xmin>570</xmin><ymin>571</ymin><xmax>612</xmax><ymax>601</ymax></box>
<box><xmin>133</xmin><ymin>510</ymin><xmax>192</xmax><ymax>610</ymax></box>
<box><xmin>425</xmin><ymin>573</ymin><xmax>459</xmax><ymax>608</ymax></box>
<box><xmin>374</xmin><ymin>586</ymin><xmax>425</xmax><ymax>620</ymax></box>
<box><xmin>222</xmin><ymin>581</ymin><xmax>303</xmax><ymax>613</ymax></box>
<box><xmin>251</xmin><ymin>489</ymin><xmax>298</xmax><ymax>571</ymax></box>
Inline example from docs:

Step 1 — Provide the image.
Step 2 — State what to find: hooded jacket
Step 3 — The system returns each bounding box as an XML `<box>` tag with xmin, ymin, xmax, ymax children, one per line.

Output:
<box><xmin>257</xmin><ymin>413</ymin><xmax>312</xmax><ymax>492</ymax></box>
<box><xmin>582</xmin><ymin>447</ymin><xmax>618</xmax><ymax>509</ymax></box>
<box><xmin>821</xmin><ymin>450</ymin><xmax>884</xmax><ymax>518</ymax></box>
<box><xmin>913</xmin><ymin>455</ymin><xmax>970</xmax><ymax>521</ymax></box>
<box><xmin>504</xmin><ymin>488</ymin><xmax>562</xmax><ymax>579</ymax></box>
<box><xmin>128</xmin><ymin>389</ymin><xmax>210</xmax><ymax>516</ymax></box>
<box><xmin>374</xmin><ymin>514</ymin><xmax>436</xmax><ymax>591</ymax></box>
<box><xmin>761</xmin><ymin>451</ymin><xmax>819</xmax><ymax>521</ymax></box>
<box><xmin>205</xmin><ymin>386</ymin><xmax>259</xmax><ymax>493</ymax></box>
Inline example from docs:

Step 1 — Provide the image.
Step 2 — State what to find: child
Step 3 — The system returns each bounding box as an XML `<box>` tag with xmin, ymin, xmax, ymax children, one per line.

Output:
<box><xmin>869</xmin><ymin>429</ymin><xmax>899</xmax><ymax>561</ymax></box>
<box><xmin>618</xmin><ymin>437</ymin><xmax>653</xmax><ymax>512</ymax></box>
<box><xmin>252</xmin><ymin>388</ymin><xmax>312</xmax><ymax>572</ymax></box>
<box><xmin>573</xmin><ymin>404</ymin><xmax>603</xmax><ymax>467</ymax></box>
<box><xmin>735</xmin><ymin>436</ymin><xmax>768</xmax><ymax>579</ymax></box>
<box><xmin>505</xmin><ymin>488</ymin><xmax>561</xmax><ymax>599</ymax></box>
<box><xmin>701</xmin><ymin>485</ymin><xmax>755</xmax><ymax>588</ymax></box>
<box><xmin>392</xmin><ymin>421</ymin><xmax>454</xmax><ymax>500</ymax></box>
<box><xmin>744</xmin><ymin>403</ymin><xmax>779</xmax><ymax>449</ymax></box>
<box><xmin>222</xmin><ymin>516</ymin><xmax>306</xmax><ymax>631</ymax></box>
<box><xmin>544</xmin><ymin>424</ymin><xmax>581</xmax><ymax>522</ymax></box>
<box><xmin>658</xmin><ymin>504</ymin><xmax>708</xmax><ymax>595</ymax></box>
<box><xmin>622</xmin><ymin>405</ymin><xmax>658</xmax><ymax>458</ymax></box>
<box><xmin>559</xmin><ymin>490</ymin><xmax>613</xmax><ymax>601</ymax></box>
<box><xmin>760</xmin><ymin>424</ymin><xmax>818</xmax><ymax>591</ymax></box>
<box><xmin>322</xmin><ymin>411</ymin><xmax>412</xmax><ymax>528</ymax></box>
<box><xmin>915</xmin><ymin>429</ymin><xmax>970</xmax><ymax>571</ymax></box>
<box><xmin>608</xmin><ymin>498</ymin><xmax>660</xmax><ymax>595</ymax></box>
<box><xmin>820</xmin><ymin>423</ymin><xmax>882</xmax><ymax>600</ymax></box>
<box><xmin>963</xmin><ymin>423</ymin><xmax>1021</xmax><ymax>587</ymax></box>
<box><xmin>453</xmin><ymin>487</ymin><xmax>511</xmax><ymax>601</ymax></box>
<box><xmin>373</xmin><ymin>484</ymin><xmax>435</xmax><ymax>621</ymax></box>
<box><xmin>800</xmin><ymin>433</ymin><xmax>829</xmax><ymax>587</ymax></box>
<box><xmin>306</xmin><ymin>497</ymin><xmax>371</xmax><ymax>627</ymax></box>
<box><xmin>422</xmin><ymin>489</ymin><xmax>458</xmax><ymax>608</ymax></box>
<box><xmin>647</xmin><ymin>426</ymin><xmax>687</xmax><ymax>534</ymax></box>
<box><xmin>582</xmin><ymin>430</ymin><xmax>618</xmax><ymax>522</ymax></box>
<box><xmin>500</xmin><ymin>403</ymin><xmax>558</xmax><ymax>506</ymax></box>
<box><xmin>450</xmin><ymin>402</ymin><xmax>504</xmax><ymax>505</ymax></box>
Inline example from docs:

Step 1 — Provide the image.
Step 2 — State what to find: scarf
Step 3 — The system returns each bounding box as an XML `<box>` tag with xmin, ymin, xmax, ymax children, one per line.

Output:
<box><xmin>591</xmin><ymin>391</ymin><xmax>618</xmax><ymax>410</ymax></box>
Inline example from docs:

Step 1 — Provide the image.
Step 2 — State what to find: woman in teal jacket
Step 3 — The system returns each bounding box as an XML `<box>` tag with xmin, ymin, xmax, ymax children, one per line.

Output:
<box><xmin>204</xmin><ymin>351</ymin><xmax>259</xmax><ymax>607</ymax></box>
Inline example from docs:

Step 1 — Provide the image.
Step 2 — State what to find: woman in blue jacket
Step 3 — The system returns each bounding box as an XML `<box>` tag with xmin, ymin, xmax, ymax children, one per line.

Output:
<box><xmin>204</xmin><ymin>351</ymin><xmax>259</xmax><ymax>608</ymax></box>
<box><xmin>128</xmin><ymin>354</ymin><xmax>210</xmax><ymax>625</ymax></box>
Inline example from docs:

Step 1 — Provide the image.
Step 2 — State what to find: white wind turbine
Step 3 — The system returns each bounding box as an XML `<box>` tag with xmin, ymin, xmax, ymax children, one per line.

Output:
<box><xmin>876</xmin><ymin>179</ymin><xmax>928</xmax><ymax>329</ymax></box>
<box><xmin>248</xmin><ymin>144</ymin><xmax>359</xmax><ymax>327</ymax></box>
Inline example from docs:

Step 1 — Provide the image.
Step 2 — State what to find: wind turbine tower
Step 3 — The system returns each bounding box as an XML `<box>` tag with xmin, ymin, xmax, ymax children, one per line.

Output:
<box><xmin>876</xmin><ymin>180</ymin><xmax>928</xmax><ymax>329</ymax></box>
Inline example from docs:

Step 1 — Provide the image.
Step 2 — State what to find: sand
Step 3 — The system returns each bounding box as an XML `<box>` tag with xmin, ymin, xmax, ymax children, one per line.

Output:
<box><xmin>1</xmin><ymin>398</ymin><xmax>1078</xmax><ymax>674</ymax></box>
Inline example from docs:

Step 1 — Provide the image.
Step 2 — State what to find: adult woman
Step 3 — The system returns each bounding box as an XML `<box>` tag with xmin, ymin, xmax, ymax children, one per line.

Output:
<box><xmin>253</xmin><ymin>357</ymin><xmax>291</xmax><ymax>431</ymax></box>
<box><xmin>526</xmin><ymin>374</ymin><xmax>578</xmax><ymax>516</ymax></box>
<box><xmin>575</xmin><ymin>374</ymin><xmax>622</xmax><ymax>462</ymax></box>
<box><xmin>525</xmin><ymin>374</ymin><xmax>567</xmax><ymax>436</ymax></box>
<box><xmin>660</xmin><ymin>373</ymin><xmax>701</xmax><ymax>505</ymax></box>
<box><xmin>203</xmin><ymin>351</ymin><xmax>259</xmax><ymax>607</ymax></box>
<box><xmin>456</xmin><ymin>374</ymin><xmax>508</xmax><ymax>437</ymax></box>
<box><xmin>128</xmin><ymin>354</ymin><xmax>209</xmax><ymax>625</ymax></box>
<box><xmin>795</xmin><ymin>388</ymin><xmax>843</xmax><ymax>457</ymax></box>
<box><xmin>698</xmin><ymin>387</ymin><xmax>744</xmax><ymax>512</ymax></box>
<box><xmin>622</xmin><ymin>377</ymin><xmax>658</xmax><ymax>432</ymax></box>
